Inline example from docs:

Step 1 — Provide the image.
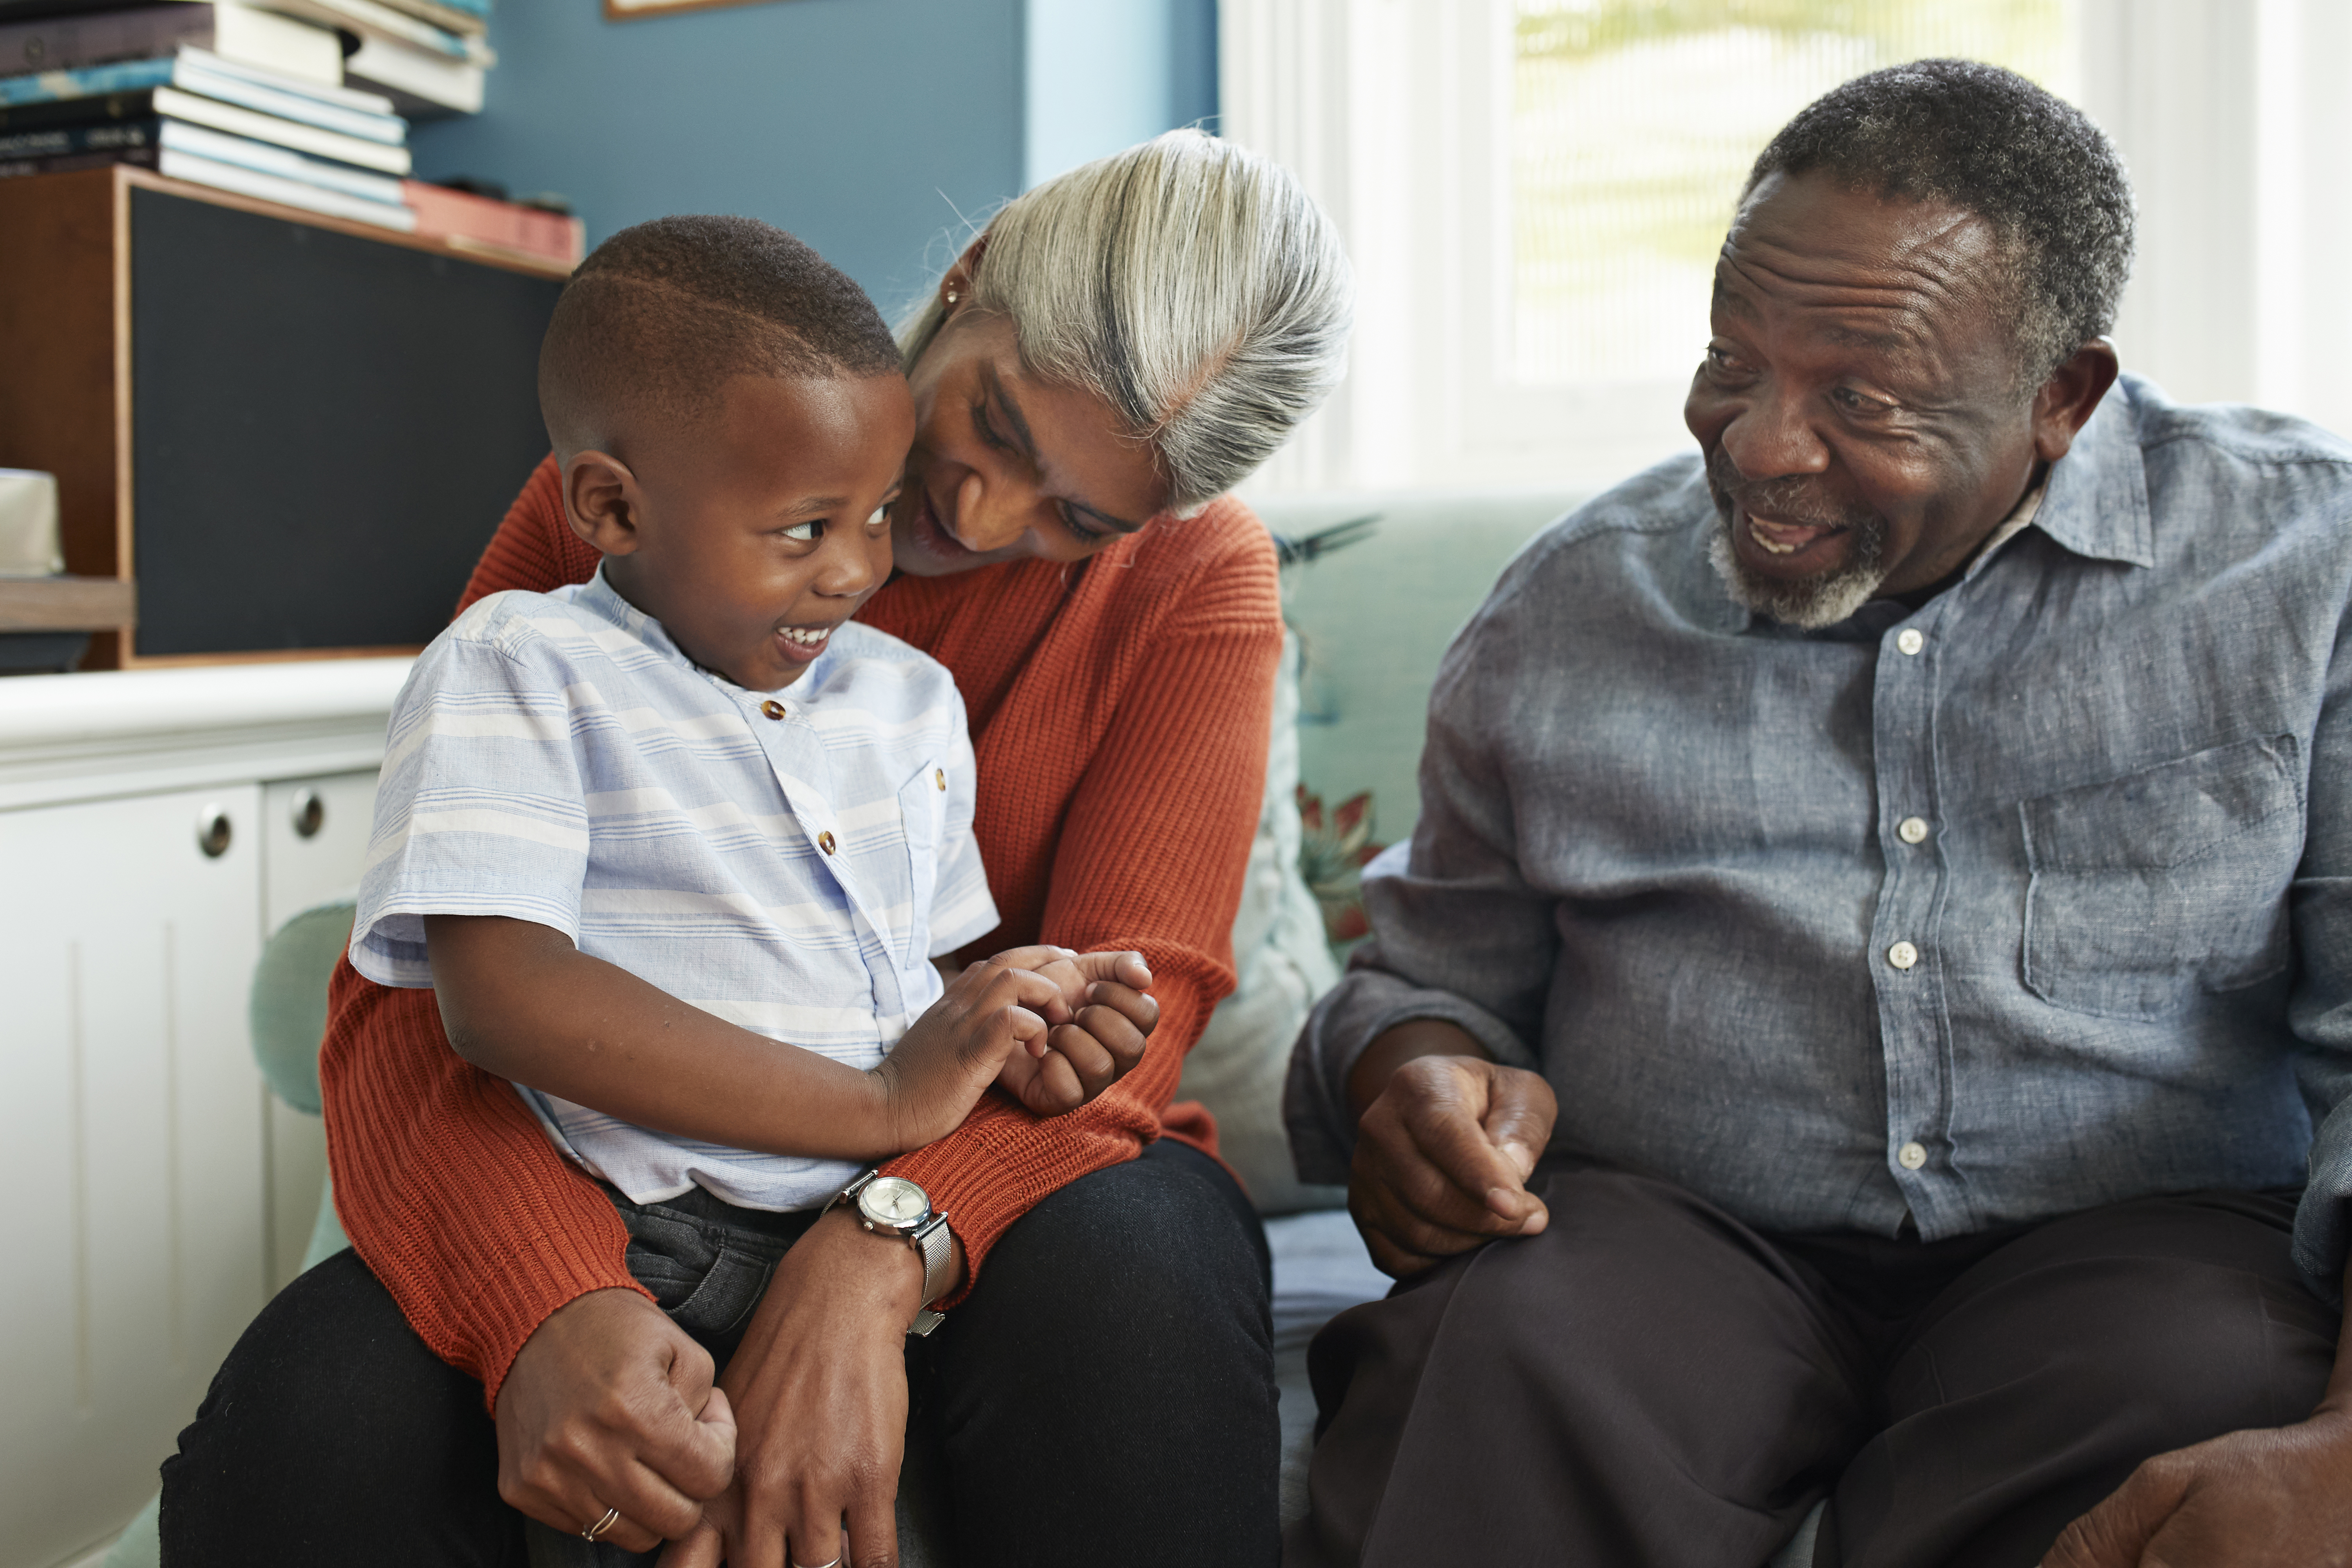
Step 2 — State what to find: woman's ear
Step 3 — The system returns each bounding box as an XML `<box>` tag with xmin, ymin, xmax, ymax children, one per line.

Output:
<box><xmin>939</xmin><ymin>233</ymin><xmax>990</xmax><ymax>313</ymax></box>
<box><xmin>563</xmin><ymin>450</ymin><xmax>642</xmax><ymax>555</ymax></box>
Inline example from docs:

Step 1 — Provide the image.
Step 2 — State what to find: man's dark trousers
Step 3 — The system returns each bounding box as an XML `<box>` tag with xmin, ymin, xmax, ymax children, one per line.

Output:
<box><xmin>1287</xmin><ymin>1158</ymin><xmax>2338</xmax><ymax>1568</ymax></box>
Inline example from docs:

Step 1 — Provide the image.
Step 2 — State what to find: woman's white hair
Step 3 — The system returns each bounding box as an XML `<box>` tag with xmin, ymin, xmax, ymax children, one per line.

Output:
<box><xmin>900</xmin><ymin>129</ymin><xmax>1352</xmax><ymax>513</ymax></box>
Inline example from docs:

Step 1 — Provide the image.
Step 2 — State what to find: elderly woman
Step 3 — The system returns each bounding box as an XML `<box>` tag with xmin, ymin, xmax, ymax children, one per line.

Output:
<box><xmin>163</xmin><ymin>130</ymin><xmax>1350</xmax><ymax>1568</ymax></box>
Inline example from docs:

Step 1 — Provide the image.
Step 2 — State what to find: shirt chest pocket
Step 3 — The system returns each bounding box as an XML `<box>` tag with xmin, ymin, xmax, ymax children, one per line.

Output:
<box><xmin>895</xmin><ymin>756</ymin><xmax>949</xmax><ymax>961</ymax></box>
<box><xmin>2019</xmin><ymin>734</ymin><xmax>2303</xmax><ymax>1019</ymax></box>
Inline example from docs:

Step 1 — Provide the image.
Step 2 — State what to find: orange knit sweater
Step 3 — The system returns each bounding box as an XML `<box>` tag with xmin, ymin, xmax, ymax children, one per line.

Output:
<box><xmin>319</xmin><ymin>456</ymin><xmax>1281</xmax><ymax>1408</ymax></box>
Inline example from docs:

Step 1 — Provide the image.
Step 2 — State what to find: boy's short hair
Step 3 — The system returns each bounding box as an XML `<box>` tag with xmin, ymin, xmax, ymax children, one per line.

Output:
<box><xmin>538</xmin><ymin>214</ymin><xmax>903</xmax><ymax>458</ymax></box>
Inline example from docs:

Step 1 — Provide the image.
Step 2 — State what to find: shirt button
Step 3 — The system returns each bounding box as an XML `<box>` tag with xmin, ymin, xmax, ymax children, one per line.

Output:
<box><xmin>1898</xmin><ymin>1141</ymin><xmax>1928</xmax><ymax>1170</ymax></box>
<box><xmin>760</xmin><ymin>699</ymin><xmax>787</xmax><ymax>720</ymax></box>
<box><xmin>934</xmin><ymin>767</ymin><xmax>946</xmax><ymax>791</ymax></box>
<box><xmin>817</xmin><ymin>831</ymin><xmax>836</xmax><ymax>855</ymax></box>
<box><xmin>1887</xmin><ymin>940</ymin><xmax>1919</xmax><ymax>970</ymax></box>
<box><xmin>1897</xmin><ymin>816</ymin><xmax>1930</xmax><ymax>845</ymax></box>
<box><xmin>1896</xmin><ymin>628</ymin><xmax>1925</xmax><ymax>656</ymax></box>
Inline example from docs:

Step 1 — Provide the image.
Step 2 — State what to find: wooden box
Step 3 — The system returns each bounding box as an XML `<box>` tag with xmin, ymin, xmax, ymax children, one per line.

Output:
<box><xmin>0</xmin><ymin>165</ymin><xmax>569</xmax><ymax>667</ymax></box>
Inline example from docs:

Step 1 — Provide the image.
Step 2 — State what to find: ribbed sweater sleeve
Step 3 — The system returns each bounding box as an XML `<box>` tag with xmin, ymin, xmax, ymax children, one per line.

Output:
<box><xmin>318</xmin><ymin>955</ymin><xmax>646</xmax><ymax>1410</ymax></box>
<box><xmin>884</xmin><ymin>523</ymin><xmax>1282</xmax><ymax>1296</ymax></box>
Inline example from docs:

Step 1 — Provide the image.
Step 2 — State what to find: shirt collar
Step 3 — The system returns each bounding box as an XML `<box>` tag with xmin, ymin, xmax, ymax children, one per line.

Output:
<box><xmin>569</xmin><ymin>563</ymin><xmax>828</xmax><ymax>699</ymax></box>
<box><xmin>2012</xmin><ymin>375</ymin><xmax>2154</xmax><ymax>569</ymax></box>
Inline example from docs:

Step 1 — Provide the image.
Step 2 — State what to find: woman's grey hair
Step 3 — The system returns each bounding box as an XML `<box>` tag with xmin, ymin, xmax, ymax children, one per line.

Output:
<box><xmin>900</xmin><ymin>129</ymin><xmax>1352</xmax><ymax>513</ymax></box>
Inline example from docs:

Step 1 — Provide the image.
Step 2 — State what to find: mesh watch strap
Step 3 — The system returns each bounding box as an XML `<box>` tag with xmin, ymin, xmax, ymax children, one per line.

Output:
<box><xmin>909</xmin><ymin>1213</ymin><xmax>953</xmax><ymax>1337</ymax></box>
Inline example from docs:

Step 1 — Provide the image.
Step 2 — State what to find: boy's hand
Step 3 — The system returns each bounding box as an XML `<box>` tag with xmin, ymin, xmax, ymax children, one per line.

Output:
<box><xmin>871</xmin><ymin>956</ymin><xmax>1059</xmax><ymax>1150</ymax></box>
<box><xmin>986</xmin><ymin>948</ymin><xmax>1159</xmax><ymax>1114</ymax></box>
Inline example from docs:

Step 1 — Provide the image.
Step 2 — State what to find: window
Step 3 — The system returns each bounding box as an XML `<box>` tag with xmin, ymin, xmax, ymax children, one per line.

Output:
<box><xmin>1222</xmin><ymin>0</ymin><xmax>2352</xmax><ymax>497</ymax></box>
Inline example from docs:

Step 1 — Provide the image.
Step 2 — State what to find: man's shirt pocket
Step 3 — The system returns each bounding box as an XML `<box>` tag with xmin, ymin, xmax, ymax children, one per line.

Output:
<box><xmin>2019</xmin><ymin>734</ymin><xmax>2304</xmax><ymax>1019</ymax></box>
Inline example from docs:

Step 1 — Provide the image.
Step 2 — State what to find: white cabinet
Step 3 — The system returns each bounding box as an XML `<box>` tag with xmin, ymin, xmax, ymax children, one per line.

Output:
<box><xmin>258</xmin><ymin>769</ymin><xmax>382</xmax><ymax>1294</ymax></box>
<box><xmin>0</xmin><ymin>786</ymin><xmax>265</xmax><ymax>1568</ymax></box>
<box><xmin>0</xmin><ymin>660</ymin><xmax>406</xmax><ymax>1568</ymax></box>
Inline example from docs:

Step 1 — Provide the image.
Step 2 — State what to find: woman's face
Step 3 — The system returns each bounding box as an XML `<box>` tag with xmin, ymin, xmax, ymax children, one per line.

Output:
<box><xmin>891</xmin><ymin>282</ymin><xmax>1174</xmax><ymax>578</ymax></box>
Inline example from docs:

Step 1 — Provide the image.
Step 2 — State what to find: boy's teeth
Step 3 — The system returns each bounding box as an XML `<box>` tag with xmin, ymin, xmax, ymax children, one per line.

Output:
<box><xmin>781</xmin><ymin>626</ymin><xmax>828</xmax><ymax>646</ymax></box>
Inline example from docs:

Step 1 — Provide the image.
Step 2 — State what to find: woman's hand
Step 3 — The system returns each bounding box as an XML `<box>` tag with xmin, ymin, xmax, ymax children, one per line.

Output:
<box><xmin>494</xmin><ymin>1287</ymin><xmax>738</xmax><ymax>1554</ymax></box>
<box><xmin>985</xmin><ymin>947</ymin><xmax>1159</xmax><ymax>1114</ymax></box>
<box><xmin>659</xmin><ymin>1207</ymin><xmax>957</xmax><ymax>1568</ymax></box>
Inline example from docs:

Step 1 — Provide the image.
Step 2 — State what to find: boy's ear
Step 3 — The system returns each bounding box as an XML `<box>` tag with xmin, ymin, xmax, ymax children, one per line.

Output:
<box><xmin>562</xmin><ymin>450</ymin><xmax>642</xmax><ymax>555</ymax></box>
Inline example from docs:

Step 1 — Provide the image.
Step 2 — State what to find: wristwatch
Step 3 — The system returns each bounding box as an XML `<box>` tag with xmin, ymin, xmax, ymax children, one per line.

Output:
<box><xmin>828</xmin><ymin>1169</ymin><xmax>953</xmax><ymax>1336</ymax></box>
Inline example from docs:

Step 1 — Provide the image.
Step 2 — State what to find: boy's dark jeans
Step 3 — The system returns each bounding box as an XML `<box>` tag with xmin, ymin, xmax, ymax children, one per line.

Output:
<box><xmin>159</xmin><ymin>1139</ymin><xmax>1279</xmax><ymax>1568</ymax></box>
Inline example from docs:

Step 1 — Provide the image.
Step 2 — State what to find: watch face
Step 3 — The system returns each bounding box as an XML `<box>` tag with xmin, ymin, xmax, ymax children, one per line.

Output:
<box><xmin>860</xmin><ymin>1176</ymin><xmax>928</xmax><ymax>1227</ymax></box>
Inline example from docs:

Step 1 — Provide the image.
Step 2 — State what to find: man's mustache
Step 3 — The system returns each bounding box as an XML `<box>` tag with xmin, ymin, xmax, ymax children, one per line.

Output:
<box><xmin>1704</xmin><ymin>447</ymin><xmax>1876</xmax><ymax>532</ymax></box>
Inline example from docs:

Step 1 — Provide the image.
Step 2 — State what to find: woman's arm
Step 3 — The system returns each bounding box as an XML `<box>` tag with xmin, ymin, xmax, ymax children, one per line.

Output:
<box><xmin>884</xmin><ymin>518</ymin><xmax>1284</xmax><ymax>1297</ymax></box>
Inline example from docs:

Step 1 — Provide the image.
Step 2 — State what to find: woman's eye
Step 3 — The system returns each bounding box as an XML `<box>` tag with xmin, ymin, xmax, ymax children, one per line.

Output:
<box><xmin>1059</xmin><ymin>505</ymin><xmax>1104</xmax><ymax>544</ymax></box>
<box><xmin>971</xmin><ymin>398</ymin><xmax>1014</xmax><ymax>452</ymax></box>
<box><xmin>780</xmin><ymin>520</ymin><xmax>821</xmax><ymax>542</ymax></box>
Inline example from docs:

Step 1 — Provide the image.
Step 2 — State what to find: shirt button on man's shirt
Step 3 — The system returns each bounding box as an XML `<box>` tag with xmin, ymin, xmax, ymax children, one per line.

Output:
<box><xmin>1887</xmin><ymin>941</ymin><xmax>1919</xmax><ymax>971</ymax></box>
<box><xmin>1897</xmin><ymin>816</ymin><xmax>1930</xmax><ymax>845</ymax></box>
<box><xmin>1898</xmin><ymin>1141</ymin><xmax>1928</xmax><ymax>1171</ymax></box>
<box><xmin>1896</xmin><ymin>628</ymin><xmax>1925</xmax><ymax>656</ymax></box>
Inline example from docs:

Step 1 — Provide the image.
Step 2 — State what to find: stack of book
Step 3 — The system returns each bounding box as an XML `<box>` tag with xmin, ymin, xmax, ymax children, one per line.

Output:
<box><xmin>0</xmin><ymin>33</ymin><xmax>420</xmax><ymax>230</ymax></box>
<box><xmin>0</xmin><ymin>0</ymin><xmax>494</xmax><ymax>120</ymax></box>
<box><xmin>0</xmin><ymin>0</ymin><xmax>578</xmax><ymax>265</ymax></box>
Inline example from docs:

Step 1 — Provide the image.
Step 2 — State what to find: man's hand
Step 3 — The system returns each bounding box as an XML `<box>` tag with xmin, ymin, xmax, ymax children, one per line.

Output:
<box><xmin>495</xmin><ymin>1287</ymin><xmax>738</xmax><ymax>1554</ymax></box>
<box><xmin>990</xmin><ymin>948</ymin><xmax>1158</xmax><ymax>1114</ymax></box>
<box><xmin>2040</xmin><ymin>1411</ymin><xmax>2352</xmax><ymax>1567</ymax></box>
<box><xmin>660</xmin><ymin>1206</ymin><xmax>955</xmax><ymax>1568</ymax></box>
<box><xmin>1349</xmin><ymin>1030</ymin><xmax>1557</xmax><ymax>1278</ymax></box>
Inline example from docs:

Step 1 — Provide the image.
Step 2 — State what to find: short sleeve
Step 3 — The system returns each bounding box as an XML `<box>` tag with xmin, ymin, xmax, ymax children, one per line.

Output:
<box><xmin>352</xmin><ymin>610</ymin><xmax>590</xmax><ymax>988</ymax></box>
<box><xmin>928</xmin><ymin>685</ymin><xmax>998</xmax><ymax>955</ymax></box>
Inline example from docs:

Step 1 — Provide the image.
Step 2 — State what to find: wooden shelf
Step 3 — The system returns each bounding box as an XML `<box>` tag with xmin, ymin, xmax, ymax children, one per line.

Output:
<box><xmin>0</xmin><ymin>575</ymin><xmax>135</xmax><ymax>633</ymax></box>
<box><xmin>118</xmin><ymin>166</ymin><xmax>576</xmax><ymax>282</ymax></box>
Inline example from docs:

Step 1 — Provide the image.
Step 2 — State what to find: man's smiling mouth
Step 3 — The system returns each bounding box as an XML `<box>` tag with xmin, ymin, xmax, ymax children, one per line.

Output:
<box><xmin>1744</xmin><ymin>509</ymin><xmax>1844</xmax><ymax>557</ymax></box>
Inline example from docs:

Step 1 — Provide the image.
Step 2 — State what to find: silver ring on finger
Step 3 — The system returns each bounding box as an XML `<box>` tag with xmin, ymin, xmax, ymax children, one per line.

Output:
<box><xmin>581</xmin><ymin>1505</ymin><xmax>621</xmax><ymax>1543</ymax></box>
<box><xmin>789</xmin><ymin>1558</ymin><xmax>842</xmax><ymax>1568</ymax></box>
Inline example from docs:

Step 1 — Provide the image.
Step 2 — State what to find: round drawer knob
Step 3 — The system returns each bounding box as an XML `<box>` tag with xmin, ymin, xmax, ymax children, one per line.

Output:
<box><xmin>196</xmin><ymin>804</ymin><xmax>233</xmax><ymax>859</ymax></box>
<box><xmin>292</xmin><ymin>789</ymin><xmax>326</xmax><ymax>840</ymax></box>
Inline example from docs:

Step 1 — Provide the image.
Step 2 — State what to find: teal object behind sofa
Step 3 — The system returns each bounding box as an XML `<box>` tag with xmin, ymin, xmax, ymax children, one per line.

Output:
<box><xmin>1252</xmin><ymin>489</ymin><xmax>1590</xmax><ymax>847</ymax></box>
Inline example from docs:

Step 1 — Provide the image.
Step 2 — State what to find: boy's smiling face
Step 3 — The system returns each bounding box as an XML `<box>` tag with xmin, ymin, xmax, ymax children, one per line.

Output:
<box><xmin>560</xmin><ymin>372</ymin><xmax>916</xmax><ymax>692</ymax></box>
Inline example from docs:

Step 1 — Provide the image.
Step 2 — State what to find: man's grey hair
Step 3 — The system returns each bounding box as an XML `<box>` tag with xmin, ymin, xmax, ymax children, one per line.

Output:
<box><xmin>900</xmin><ymin>129</ymin><xmax>1352</xmax><ymax>513</ymax></box>
<box><xmin>1742</xmin><ymin>58</ymin><xmax>2135</xmax><ymax>393</ymax></box>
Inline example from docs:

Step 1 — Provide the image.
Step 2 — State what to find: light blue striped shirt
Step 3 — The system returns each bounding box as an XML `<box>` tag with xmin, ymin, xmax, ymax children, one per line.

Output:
<box><xmin>352</xmin><ymin>567</ymin><xmax>999</xmax><ymax>1210</ymax></box>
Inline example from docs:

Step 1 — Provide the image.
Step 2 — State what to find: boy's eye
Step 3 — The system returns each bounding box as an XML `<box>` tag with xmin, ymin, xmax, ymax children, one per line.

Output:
<box><xmin>780</xmin><ymin>520</ymin><xmax>821</xmax><ymax>542</ymax></box>
<box><xmin>867</xmin><ymin>501</ymin><xmax>893</xmax><ymax>530</ymax></box>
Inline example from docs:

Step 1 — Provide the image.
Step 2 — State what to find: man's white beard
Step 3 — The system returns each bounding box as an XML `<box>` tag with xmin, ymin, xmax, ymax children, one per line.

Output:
<box><xmin>1708</xmin><ymin>511</ymin><xmax>1889</xmax><ymax>629</ymax></box>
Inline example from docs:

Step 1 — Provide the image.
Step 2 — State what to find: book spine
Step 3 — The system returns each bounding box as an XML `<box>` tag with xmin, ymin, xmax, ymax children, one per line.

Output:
<box><xmin>0</xmin><ymin>143</ymin><xmax>159</xmax><ymax>179</ymax></box>
<box><xmin>0</xmin><ymin>6</ymin><xmax>213</xmax><ymax>78</ymax></box>
<box><xmin>0</xmin><ymin>90</ymin><xmax>162</xmax><ymax>136</ymax></box>
<box><xmin>0</xmin><ymin>57</ymin><xmax>174</xmax><ymax>108</ymax></box>
<box><xmin>401</xmin><ymin>181</ymin><xmax>583</xmax><ymax>264</ymax></box>
<box><xmin>0</xmin><ymin>116</ymin><xmax>159</xmax><ymax>159</ymax></box>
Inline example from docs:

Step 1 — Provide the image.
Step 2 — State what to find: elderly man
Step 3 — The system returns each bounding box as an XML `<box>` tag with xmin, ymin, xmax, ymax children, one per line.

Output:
<box><xmin>1286</xmin><ymin>60</ymin><xmax>2352</xmax><ymax>1568</ymax></box>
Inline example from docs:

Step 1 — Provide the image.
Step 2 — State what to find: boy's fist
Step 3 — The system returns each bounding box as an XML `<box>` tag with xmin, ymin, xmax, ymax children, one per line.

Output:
<box><xmin>984</xmin><ymin>948</ymin><xmax>1159</xmax><ymax>1115</ymax></box>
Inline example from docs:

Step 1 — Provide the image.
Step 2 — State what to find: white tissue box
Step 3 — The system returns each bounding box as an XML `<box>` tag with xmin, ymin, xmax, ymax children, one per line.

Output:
<box><xmin>0</xmin><ymin>470</ymin><xmax>63</xmax><ymax>577</ymax></box>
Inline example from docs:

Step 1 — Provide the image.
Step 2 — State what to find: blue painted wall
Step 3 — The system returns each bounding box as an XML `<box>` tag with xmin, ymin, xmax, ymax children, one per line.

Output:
<box><xmin>410</xmin><ymin>0</ymin><xmax>1216</xmax><ymax>318</ymax></box>
<box><xmin>1025</xmin><ymin>0</ymin><xmax>1218</xmax><ymax>188</ymax></box>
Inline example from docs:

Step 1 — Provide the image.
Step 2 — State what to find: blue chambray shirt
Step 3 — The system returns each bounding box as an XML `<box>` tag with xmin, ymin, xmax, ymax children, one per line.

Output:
<box><xmin>354</xmin><ymin>567</ymin><xmax>999</xmax><ymax>1212</ymax></box>
<box><xmin>1288</xmin><ymin>375</ymin><xmax>2352</xmax><ymax>1298</ymax></box>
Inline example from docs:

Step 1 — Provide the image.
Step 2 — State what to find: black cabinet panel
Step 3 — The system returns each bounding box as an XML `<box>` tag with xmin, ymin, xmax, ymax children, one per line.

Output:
<box><xmin>131</xmin><ymin>188</ymin><xmax>562</xmax><ymax>656</ymax></box>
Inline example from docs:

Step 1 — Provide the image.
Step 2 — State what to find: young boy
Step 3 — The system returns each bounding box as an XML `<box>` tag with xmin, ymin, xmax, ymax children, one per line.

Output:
<box><xmin>349</xmin><ymin>216</ymin><xmax>1149</xmax><ymax>1370</ymax></box>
